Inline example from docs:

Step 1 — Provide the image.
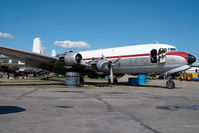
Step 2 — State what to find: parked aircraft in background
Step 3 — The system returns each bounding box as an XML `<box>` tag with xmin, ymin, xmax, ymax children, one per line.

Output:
<box><xmin>0</xmin><ymin>55</ymin><xmax>10</xmax><ymax>61</ymax></box>
<box><xmin>32</xmin><ymin>37</ymin><xmax>43</xmax><ymax>54</ymax></box>
<box><xmin>0</xmin><ymin>42</ymin><xmax>196</xmax><ymax>88</ymax></box>
<box><xmin>52</xmin><ymin>49</ymin><xmax>56</xmax><ymax>57</ymax></box>
<box><xmin>191</xmin><ymin>63</ymin><xmax>199</xmax><ymax>67</ymax></box>
<box><xmin>185</xmin><ymin>67</ymin><xmax>199</xmax><ymax>74</ymax></box>
<box><xmin>0</xmin><ymin>38</ymin><xmax>44</xmax><ymax>77</ymax></box>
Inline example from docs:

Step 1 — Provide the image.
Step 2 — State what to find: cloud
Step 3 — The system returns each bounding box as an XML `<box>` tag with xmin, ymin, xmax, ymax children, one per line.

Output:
<box><xmin>54</xmin><ymin>40</ymin><xmax>90</xmax><ymax>49</ymax></box>
<box><xmin>0</xmin><ymin>32</ymin><xmax>14</xmax><ymax>39</ymax></box>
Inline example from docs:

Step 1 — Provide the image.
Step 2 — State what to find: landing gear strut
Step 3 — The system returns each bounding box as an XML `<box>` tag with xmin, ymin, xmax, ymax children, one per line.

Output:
<box><xmin>108</xmin><ymin>78</ymin><xmax>118</xmax><ymax>84</ymax></box>
<box><xmin>166</xmin><ymin>79</ymin><xmax>175</xmax><ymax>89</ymax></box>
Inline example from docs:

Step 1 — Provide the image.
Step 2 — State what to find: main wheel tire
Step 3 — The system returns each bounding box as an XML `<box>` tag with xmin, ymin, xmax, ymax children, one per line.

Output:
<box><xmin>114</xmin><ymin>78</ymin><xmax>118</xmax><ymax>84</ymax></box>
<box><xmin>80</xmin><ymin>77</ymin><xmax>84</xmax><ymax>85</ymax></box>
<box><xmin>166</xmin><ymin>80</ymin><xmax>175</xmax><ymax>89</ymax></box>
<box><xmin>108</xmin><ymin>79</ymin><xmax>111</xmax><ymax>84</ymax></box>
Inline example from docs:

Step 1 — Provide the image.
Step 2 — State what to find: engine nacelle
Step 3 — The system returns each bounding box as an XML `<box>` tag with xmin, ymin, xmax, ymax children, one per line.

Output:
<box><xmin>95</xmin><ymin>59</ymin><xmax>111</xmax><ymax>72</ymax></box>
<box><xmin>59</xmin><ymin>52</ymin><xmax>82</xmax><ymax>66</ymax></box>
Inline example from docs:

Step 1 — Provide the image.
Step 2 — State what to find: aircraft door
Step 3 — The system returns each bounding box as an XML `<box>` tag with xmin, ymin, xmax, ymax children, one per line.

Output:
<box><xmin>150</xmin><ymin>49</ymin><xmax>157</xmax><ymax>63</ymax></box>
<box><xmin>158</xmin><ymin>48</ymin><xmax>166</xmax><ymax>63</ymax></box>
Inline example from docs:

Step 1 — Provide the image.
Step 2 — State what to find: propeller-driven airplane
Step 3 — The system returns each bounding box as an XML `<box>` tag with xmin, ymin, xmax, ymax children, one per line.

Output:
<box><xmin>0</xmin><ymin>43</ymin><xmax>196</xmax><ymax>88</ymax></box>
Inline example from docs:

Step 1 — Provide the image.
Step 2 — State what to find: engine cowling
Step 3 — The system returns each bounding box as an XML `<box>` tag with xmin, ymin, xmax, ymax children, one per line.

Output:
<box><xmin>59</xmin><ymin>52</ymin><xmax>82</xmax><ymax>66</ymax></box>
<box><xmin>95</xmin><ymin>59</ymin><xmax>111</xmax><ymax>72</ymax></box>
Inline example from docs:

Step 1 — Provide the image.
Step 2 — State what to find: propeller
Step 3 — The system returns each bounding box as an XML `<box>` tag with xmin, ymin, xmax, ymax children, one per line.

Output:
<box><xmin>107</xmin><ymin>57</ymin><xmax>121</xmax><ymax>84</ymax></box>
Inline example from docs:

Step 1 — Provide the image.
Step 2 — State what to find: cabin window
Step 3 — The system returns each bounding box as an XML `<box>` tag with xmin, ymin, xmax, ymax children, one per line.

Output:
<box><xmin>150</xmin><ymin>49</ymin><xmax>157</xmax><ymax>63</ymax></box>
<box><xmin>196</xmin><ymin>69</ymin><xmax>198</xmax><ymax>73</ymax></box>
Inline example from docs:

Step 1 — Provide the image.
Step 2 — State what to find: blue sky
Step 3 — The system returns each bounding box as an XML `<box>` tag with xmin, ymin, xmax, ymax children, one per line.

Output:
<box><xmin>0</xmin><ymin>0</ymin><xmax>199</xmax><ymax>61</ymax></box>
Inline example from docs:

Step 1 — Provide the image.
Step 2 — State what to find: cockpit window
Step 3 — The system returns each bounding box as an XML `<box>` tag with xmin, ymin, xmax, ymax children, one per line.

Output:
<box><xmin>168</xmin><ymin>48</ymin><xmax>177</xmax><ymax>52</ymax></box>
<box><xmin>163</xmin><ymin>48</ymin><xmax>167</xmax><ymax>52</ymax></box>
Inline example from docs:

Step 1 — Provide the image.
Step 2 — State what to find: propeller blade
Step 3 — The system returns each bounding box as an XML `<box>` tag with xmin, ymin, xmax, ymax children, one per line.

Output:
<box><xmin>109</xmin><ymin>57</ymin><xmax>121</xmax><ymax>83</ymax></box>
<box><xmin>110</xmin><ymin>65</ymin><xmax>114</xmax><ymax>84</ymax></box>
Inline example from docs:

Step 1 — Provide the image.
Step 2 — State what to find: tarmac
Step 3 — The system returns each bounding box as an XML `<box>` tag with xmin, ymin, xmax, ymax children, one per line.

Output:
<box><xmin>0</xmin><ymin>78</ymin><xmax>199</xmax><ymax>133</ymax></box>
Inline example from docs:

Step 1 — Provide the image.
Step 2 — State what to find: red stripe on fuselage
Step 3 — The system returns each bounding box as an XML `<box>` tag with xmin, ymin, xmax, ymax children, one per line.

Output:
<box><xmin>166</xmin><ymin>52</ymin><xmax>188</xmax><ymax>62</ymax></box>
<box><xmin>82</xmin><ymin>52</ymin><xmax>188</xmax><ymax>63</ymax></box>
<box><xmin>83</xmin><ymin>53</ymin><xmax>150</xmax><ymax>61</ymax></box>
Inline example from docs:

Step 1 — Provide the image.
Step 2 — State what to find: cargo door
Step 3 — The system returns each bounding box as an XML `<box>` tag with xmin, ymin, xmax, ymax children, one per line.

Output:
<box><xmin>150</xmin><ymin>49</ymin><xmax>157</xmax><ymax>63</ymax></box>
<box><xmin>158</xmin><ymin>48</ymin><xmax>166</xmax><ymax>63</ymax></box>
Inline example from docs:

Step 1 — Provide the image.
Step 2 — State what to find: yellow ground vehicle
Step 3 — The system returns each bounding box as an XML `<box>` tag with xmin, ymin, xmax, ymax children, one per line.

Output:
<box><xmin>179</xmin><ymin>73</ymin><xmax>199</xmax><ymax>81</ymax></box>
<box><xmin>192</xmin><ymin>73</ymin><xmax>199</xmax><ymax>80</ymax></box>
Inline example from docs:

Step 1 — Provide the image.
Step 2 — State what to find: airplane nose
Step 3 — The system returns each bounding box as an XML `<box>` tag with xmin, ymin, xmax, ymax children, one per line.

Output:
<box><xmin>188</xmin><ymin>54</ymin><xmax>196</xmax><ymax>65</ymax></box>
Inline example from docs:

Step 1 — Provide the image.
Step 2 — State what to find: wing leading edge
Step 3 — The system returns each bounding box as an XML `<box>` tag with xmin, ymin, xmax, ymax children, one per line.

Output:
<box><xmin>0</xmin><ymin>45</ymin><xmax>65</xmax><ymax>74</ymax></box>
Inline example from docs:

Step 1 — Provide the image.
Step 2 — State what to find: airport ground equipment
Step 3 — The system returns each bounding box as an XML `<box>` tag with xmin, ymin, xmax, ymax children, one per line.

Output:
<box><xmin>138</xmin><ymin>74</ymin><xmax>146</xmax><ymax>84</ymax></box>
<box><xmin>179</xmin><ymin>73</ymin><xmax>199</xmax><ymax>81</ymax></box>
<box><xmin>129</xmin><ymin>78</ymin><xmax>139</xmax><ymax>85</ymax></box>
<box><xmin>128</xmin><ymin>74</ymin><xmax>147</xmax><ymax>85</ymax></box>
<box><xmin>65</xmin><ymin>72</ymin><xmax>81</xmax><ymax>88</ymax></box>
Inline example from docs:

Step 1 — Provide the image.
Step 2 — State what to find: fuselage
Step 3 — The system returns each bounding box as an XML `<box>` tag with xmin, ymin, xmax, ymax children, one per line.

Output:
<box><xmin>80</xmin><ymin>44</ymin><xmax>195</xmax><ymax>74</ymax></box>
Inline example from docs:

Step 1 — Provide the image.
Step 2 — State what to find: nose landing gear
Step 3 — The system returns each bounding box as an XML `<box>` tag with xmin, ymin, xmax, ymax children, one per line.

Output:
<box><xmin>166</xmin><ymin>79</ymin><xmax>175</xmax><ymax>89</ymax></box>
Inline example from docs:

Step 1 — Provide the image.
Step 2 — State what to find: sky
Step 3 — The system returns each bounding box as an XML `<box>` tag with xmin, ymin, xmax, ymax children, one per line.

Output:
<box><xmin>0</xmin><ymin>0</ymin><xmax>199</xmax><ymax>61</ymax></box>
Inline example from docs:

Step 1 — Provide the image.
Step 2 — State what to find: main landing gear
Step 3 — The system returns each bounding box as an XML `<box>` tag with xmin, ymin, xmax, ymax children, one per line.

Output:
<box><xmin>108</xmin><ymin>78</ymin><xmax>118</xmax><ymax>84</ymax></box>
<box><xmin>166</xmin><ymin>79</ymin><xmax>175</xmax><ymax>89</ymax></box>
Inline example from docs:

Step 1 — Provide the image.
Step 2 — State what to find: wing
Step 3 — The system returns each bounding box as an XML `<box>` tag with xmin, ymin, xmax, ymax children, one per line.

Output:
<box><xmin>0</xmin><ymin>45</ymin><xmax>65</xmax><ymax>74</ymax></box>
<box><xmin>0</xmin><ymin>63</ymin><xmax>27</xmax><ymax>68</ymax></box>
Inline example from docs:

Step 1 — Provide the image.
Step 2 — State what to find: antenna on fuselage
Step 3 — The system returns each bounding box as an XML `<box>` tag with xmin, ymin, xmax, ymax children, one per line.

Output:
<box><xmin>153</xmin><ymin>41</ymin><xmax>159</xmax><ymax>44</ymax></box>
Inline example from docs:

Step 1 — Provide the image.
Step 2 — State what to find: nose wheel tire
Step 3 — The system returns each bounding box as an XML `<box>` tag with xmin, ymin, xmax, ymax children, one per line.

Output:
<box><xmin>166</xmin><ymin>80</ymin><xmax>175</xmax><ymax>89</ymax></box>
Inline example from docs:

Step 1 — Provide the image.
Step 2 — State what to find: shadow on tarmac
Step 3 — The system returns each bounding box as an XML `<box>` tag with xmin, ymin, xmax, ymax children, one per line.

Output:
<box><xmin>0</xmin><ymin>79</ymin><xmax>167</xmax><ymax>89</ymax></box>
<box><xmin>0</xmin><ymin>106</ymin><xmax>26</xmax><ymax>114</ymax></box>
<box><xmin>85</xmin><ymin>82</ymin><xmax>167</xmax><ymax>89</ymax></box>
<box><xmin>0</xmin><ymin>83</ymin><xmax>65</xmax><ymax>86</ymax></box>
<box><xmin>54</xmin><ymin>106</ymin><xmax>74</xmax><ymax>109</ymax></box>
<box><xmin>49</xmin><ymin>91</ymin><xmax>84</xmax><ymax>93</ymax></box>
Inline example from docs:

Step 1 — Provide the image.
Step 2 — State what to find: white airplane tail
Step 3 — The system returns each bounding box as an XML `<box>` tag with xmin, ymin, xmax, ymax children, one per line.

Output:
<box><xmin>32</xmin><ymin>37</ymin><xmax>43</xmax><ymax>54</ymax></box>
<box><xmin>52</xmin><ymin>49</ymin><xmax>56</xmax><ymax>57</ymax></box>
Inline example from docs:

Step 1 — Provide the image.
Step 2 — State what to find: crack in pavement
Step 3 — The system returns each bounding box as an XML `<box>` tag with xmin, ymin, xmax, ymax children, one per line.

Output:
<box><xmin>126</xmin><ymin>113</ymin><xmax>162</xmax><ymax>133</ymax></box>
<box><xmin>18</xmin><ymin>88</ymin><xmax>39</xmax><ymax>97</ymax></box>
<box><xmin>96</xmin><ymin>97</ymin><xmax>114</xmax><ymax>112</ymax></box>
<box><xmin>96</xmin><ymin>97</ymin><xmax>161</xmax><ymax>133</ymax></box>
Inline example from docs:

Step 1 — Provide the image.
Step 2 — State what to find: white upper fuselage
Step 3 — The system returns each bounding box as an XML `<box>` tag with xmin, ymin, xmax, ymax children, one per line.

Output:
<box><xmin>80</xmin><ymin>44</ymin><xmax>177</xmax><ymax>61</ymax></box>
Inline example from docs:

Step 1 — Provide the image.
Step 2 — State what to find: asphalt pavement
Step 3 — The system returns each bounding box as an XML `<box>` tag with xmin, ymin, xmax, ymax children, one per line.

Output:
<box><xmin>0</xmin><ymin>79</ymin><xmax>199</xmax><ymax>133</ymax></box>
